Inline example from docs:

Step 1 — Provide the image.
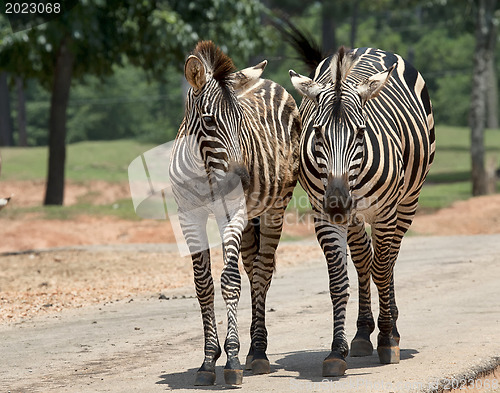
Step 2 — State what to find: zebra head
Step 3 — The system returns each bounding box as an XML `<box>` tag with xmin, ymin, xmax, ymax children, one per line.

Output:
<box><xmin>290</xmin><ymin>47</ymin><xmax>394</xmax><ymax>224</ymax></box>
<box><xmin>182</xmin><ymin>41</ymin><xmax>267</xmax><ymax>197</ymax></box>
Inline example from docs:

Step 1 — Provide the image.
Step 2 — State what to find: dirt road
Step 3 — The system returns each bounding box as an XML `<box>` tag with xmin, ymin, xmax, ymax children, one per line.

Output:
<box><xmin>2</xmin><ymin>235</ymin><xmax>500</xmax><ymax>393</ymax></box>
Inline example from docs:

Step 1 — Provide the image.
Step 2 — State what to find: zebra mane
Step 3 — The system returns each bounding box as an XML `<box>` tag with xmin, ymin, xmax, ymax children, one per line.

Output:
<box><xmin>191</xmin><ymin>41</ymin><xmax>238</xmax><ymax>108</ymax></box>
<box><xmin>330</xmin><ymin>46</ymin><xmax>356</xmax><ymax>90</ymax></box>
<box><xmin>330</xmin><ymin>46</ymin><xmax>357</xmax><ymax>118</ymax></box>
<box><xmin>192</xmin><ymin>41</ymin><xmax>236</xmax><ymax>86</ymax></box>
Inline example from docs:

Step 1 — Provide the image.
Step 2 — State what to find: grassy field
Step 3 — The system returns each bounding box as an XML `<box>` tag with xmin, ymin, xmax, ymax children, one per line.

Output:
<box><xmin>0</xmin><ymin>140</ymin><xmax>156</xmax><ymax>219</ymax></box>
<box><xmin>1</xmin><ymin>139</ymin><xmax>156</xmax><ymax>182</ymax></box>
<box><xmin>420</xmin><ymin>125</ymin><xmax>500</xmax><ymax>209</ymax></box>
<box><xmin>1</xmin><ymin>125</ymin><xmax>499</xmax><ymax>218</ymax></box>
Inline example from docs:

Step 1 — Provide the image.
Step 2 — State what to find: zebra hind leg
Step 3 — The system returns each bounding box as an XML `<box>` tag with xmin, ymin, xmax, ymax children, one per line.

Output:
<box><xmin>348</xmin><ymin>223</ymin><xmax>375</xmax><ymax>357</ymax></box>
<box><xmin>245</xmin><ymin>211</ymin><xmax>285</xmax><ymax>375</ymax></box>
<box><xmin>387</xmin><ymin>197</ymin><xmax>422</xmax><ymax>346</ymax></box>
<box><xmin>240</xmin><ymin>218</ymin><xmax>259</xmax><ymax>371</ymax></box>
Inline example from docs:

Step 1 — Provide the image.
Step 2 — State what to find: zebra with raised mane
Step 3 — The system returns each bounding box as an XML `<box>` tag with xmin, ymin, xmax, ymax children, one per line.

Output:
<box><xmin>289</xmin><ymin>46</ymin><xmax>435</xmax><ymax>376</ymax></box>
<box><xmin>169</xmin><ymin>41</ymin><xmax>301</xmax><ymax>385</ymax></box>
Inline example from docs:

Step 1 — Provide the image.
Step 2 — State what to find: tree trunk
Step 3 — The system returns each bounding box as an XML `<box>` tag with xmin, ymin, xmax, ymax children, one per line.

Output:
<box><xmin>486</xmin><ymin>21</ymin><xmax>498</xmax><ymax>129</ymax></box>
<box><xmin>470</xmin><ymin>0</ymin><xmax>497</xmax><ymax>196</ymax></box>
<box><xmin>16</xmin><ymin>77</ymin><xmax>28</xmax><ymax>147</ymax></box>
<box><xmin>44</xmin><ymin>36</ymin><xmax>74</xmax><ymax>205</ymax></box>
<box><xmin>0</xmin><ymin>72</ymin><xmax>13</xmax><ymax>146</ymax></box>
<box><xmin>486</xmin><ymin>57</ymin><xmax>498</xmax><ymax>129</ymax></box>
<box><xmin>321</xmin><ymin>1</ymin><xmax>337</xmax><ymax>54</ymax></box>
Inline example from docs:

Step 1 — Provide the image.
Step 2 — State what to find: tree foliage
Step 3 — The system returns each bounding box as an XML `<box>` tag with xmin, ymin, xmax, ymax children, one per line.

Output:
<box><xmin>1</xmin><ymin>0</ymin><xmax>499</xmax><ymax>142</ymax></box>
<box><xmin>0</xmin><ymin>0</ymin><xmax>271</xmax><ymax>205</ymax></box>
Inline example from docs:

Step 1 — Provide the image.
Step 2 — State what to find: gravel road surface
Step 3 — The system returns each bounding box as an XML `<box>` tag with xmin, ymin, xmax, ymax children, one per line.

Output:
<box><xmin>2</xmin><ymin>235</ymin><xmax>500</xmax><ymax>393</ymax></box>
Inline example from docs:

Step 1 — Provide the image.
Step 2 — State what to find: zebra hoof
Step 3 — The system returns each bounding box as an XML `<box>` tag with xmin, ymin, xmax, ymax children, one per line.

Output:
<box><xmin>377</xmin><ymin>334</ymin><xmax>400</xmax><ymax>364</ymax></box>
<box><xmin>377</xmin><ymin>345</ymin><xmax>400</xmax><ymax>364</ymax></box>
<box><xmin>252</xmin><ymin>358</ymin><xmax>270</xmax><ymax>375</ymax></box>
<box><xmin>322</xmin><ymin>352</ymin><xmax>347</xmax><ymax>377</ymax></box>
<box><xmin>392</xmin><ymin>328</ymin><xmax>401</xmax><ymax>345</ymax></box>
<box><xmin>194</xmin><ymin>371</ymin><xmax>216</xmax><ymax>386</ymax></box>
<box><xmin>350</xmin><ymin>337</ymin><xmax>373</xmax><ymax>357</ymax></box>
<box><xmin>223</xmin><ymin>368</ymin><xmax>243</xmax><ymax>385</ymax></box>
<box><xmin>245</xmin><ymin>353</ymin><xmax>253</xmax><ymax>370</ymax></box>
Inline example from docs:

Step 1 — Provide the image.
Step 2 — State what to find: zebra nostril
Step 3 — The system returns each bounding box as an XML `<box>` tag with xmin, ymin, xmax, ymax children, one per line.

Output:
<box><xmin>323</xmin><ymin>195</ymin><xmax>351</xmax><ymax>213</ymax></box>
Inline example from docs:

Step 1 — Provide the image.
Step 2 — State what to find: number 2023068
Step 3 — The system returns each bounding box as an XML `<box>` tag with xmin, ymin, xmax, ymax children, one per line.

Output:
<box><xmin>5</xmin><ymin>3</ymin><xmax>61</xmax><ymax>14</ymax></box>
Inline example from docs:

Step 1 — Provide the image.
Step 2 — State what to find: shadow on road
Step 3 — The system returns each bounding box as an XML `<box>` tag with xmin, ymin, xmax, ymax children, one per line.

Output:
<box><xmin>156</xmin><ymin>348</ymin><xmax>418</xmax><ymax>389</ymax></box>
<box><xmin>272</xmin><ymin>347</ymin><xmax>419</xmax><ymax>381</ymax></box>
<box><xmin>157</xmin><ymin>366</ymin><xmax>240</xmax><ymax>390</ymax></box>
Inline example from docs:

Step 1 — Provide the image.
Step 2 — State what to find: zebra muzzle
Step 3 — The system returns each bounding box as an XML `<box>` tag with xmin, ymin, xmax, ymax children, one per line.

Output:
<box><xmin>216</xmin><ymin>162</ymin><xmax>250</xmax><ymax>197</ymax></box>
<box><xmin>323</xmin><ymin>178</ymin><xmax>352</xmax><ymax>224</ymax></box>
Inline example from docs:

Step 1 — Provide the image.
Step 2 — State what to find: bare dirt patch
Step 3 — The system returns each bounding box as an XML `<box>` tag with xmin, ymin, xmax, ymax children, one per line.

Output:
<box><xmin>1</xmin><ymin>179</ymin><xmax>131</xmax><ymax>207</ymax></box>
<box><xmin>0</xmin><ymin>215</ymin><xmax>176</xmax><ymax>252</ymax></box>
<box><xmin>0</xmin><ymin>243</ymin><xmax>323</xmax><ymax>323</ymax></box>
<box><xmin>412</xmin><ymin>194</ymin><xmax>500</xmax><ymax>236</ymax></box>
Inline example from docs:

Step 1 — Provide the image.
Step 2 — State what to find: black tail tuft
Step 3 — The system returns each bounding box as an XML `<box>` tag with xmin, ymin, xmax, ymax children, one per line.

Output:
<box><xmin>272</xmin><ymin>16</ymin><xmax>325</xmax><ymax>74</ymax></box>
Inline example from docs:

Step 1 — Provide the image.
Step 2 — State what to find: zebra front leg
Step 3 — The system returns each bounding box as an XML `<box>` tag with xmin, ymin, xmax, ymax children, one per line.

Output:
<box><xmin>315</xmin><ymin>218</ymin><xmax>350</xmax><ymax>377</ymax></box>
<box><xmin>389</xmin><ymin>275</ymin><xmax>400</xmax><ymax>344</ymax></box>
<box><xmin>192</xmin><ymin>249</ymin><xmax>222</xmax><ymax>385</ymax></box>
<box><xmin>387</xmin><ymin>198</ymin><xmax>422</xmax><ymax>346</ymax></box>
<box><xmin>348</xmin><ymin>222</ymin><xmax>375</xmax><ymax>357</ymax></box>
<box><xmin>372</xmin><ymin>220</ymin><xmax>400</xmax><ymax>364</ymax></box>
<box><xmin>179</xmin><ymin>214</ymin><xmax>221</xmax><ymax>386</ymax></box>
<box><xmin>219</xmin><ymin>214</ymin><xmax>246</xmax><ymax>385</ymax></box>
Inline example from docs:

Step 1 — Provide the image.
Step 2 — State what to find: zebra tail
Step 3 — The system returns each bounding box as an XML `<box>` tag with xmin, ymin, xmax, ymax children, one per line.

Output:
<box><xmin>272</xmin><ymin>15</ymin><xmax>325</xmax><ymax>74</ymax></box>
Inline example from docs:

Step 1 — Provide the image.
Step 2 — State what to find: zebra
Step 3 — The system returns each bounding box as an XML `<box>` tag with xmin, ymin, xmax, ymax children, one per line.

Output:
<box><xmin>169</xmin><ymin>41</ymin><xmax>301</xmax><ymax>385</ymax></box>
<box><xmin>289</xmin><ymin>46</ymin><xmax>435</xmax><ymax>376</ymax></box>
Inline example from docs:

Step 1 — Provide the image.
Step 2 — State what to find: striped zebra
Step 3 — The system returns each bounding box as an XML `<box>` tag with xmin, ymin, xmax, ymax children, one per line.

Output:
<box><xmin>169</xmin><ymin>41</ymin><xmax>301</xmax><ymax>385</ymax></box>
<box><xmin>289</xmin><ymin>46</ymin><xmax>435</xmax><ymax>376</ymax></box>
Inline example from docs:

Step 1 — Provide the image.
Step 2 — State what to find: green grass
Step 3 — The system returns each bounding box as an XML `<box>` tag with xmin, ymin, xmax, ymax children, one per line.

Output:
<box><xmin>419</xmin><ymin>125</ymin><xmax>500</xmax><ymax>209</ymax></box>
<box><xmin>1</xmin><ymin>144</ymin><xmax>48</xmax><ymax>181</ymax></box>
<box><xmin>287</xmin><ymin>183</ymin><xmax>311</xmax><ymax>214</ymax></box>
<box><xmin>2</xmin><ymin>198</ymin><xmax>140</xmax><ymax>221</ymax></box>
<box><xmin>0</xmin><ymin>139</ymin><xmax>156</xmax><ymax>220</ymax></box>
<box><xmin>1</xmin><ymin>139</ymin><xmax>156</xmax><ymax>182</ymax></box>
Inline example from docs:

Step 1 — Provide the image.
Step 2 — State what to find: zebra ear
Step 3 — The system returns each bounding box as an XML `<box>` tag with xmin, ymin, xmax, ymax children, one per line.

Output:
<box><xmin>185</xmin><ymin>55</ymin><xmax>207</xmax><ymax>90</ymax></box>
<box><xmin>232</xmin><ymin>60</ymin><xmax>267</xmax><ymax>91</ymax></box>
<box><xmin>289</xmin><ymin>70</ymin><xmax>323</xmax><ymax>103</ymax></box>
<box><xmin>357</xmin><ymin>64</ymin><xmax>395</xmax><ymax>105</ymax></box>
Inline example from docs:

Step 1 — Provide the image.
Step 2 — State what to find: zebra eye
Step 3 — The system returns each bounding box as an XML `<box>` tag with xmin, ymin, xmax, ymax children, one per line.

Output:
<box><xmin>202</xmin><ymin>115</ymin><xmax>216</xmax><ymax>128</ymax></box>
<box><xmin>357</xmin><ymin>125</ymin><xmax>366</xmax><ymax>135</ymax></box>
<box><xmin>312</xmin><ymin>125</ymin><xmax>322</xmax><ymax>135</ymax></box>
